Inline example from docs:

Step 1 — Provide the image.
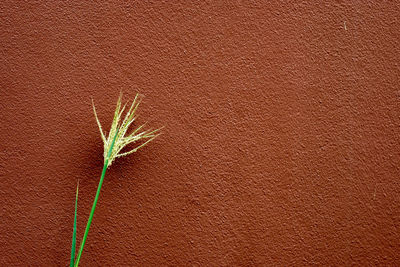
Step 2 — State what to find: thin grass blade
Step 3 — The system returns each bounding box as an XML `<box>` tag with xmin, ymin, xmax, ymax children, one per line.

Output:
<box><xmin>70</xmin><ymin>181</ymin><xmax>79</xmax><ymax>267</ymax></box>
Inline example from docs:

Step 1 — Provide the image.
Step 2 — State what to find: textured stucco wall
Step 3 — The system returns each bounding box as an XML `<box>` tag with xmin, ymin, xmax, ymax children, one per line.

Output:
<box><xmin>1</xmin><ymin>1</ymin><xmax>399</xmax><ymax>266</ymax></box>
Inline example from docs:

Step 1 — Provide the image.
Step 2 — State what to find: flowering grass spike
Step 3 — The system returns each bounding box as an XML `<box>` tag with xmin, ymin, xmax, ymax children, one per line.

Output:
<box><xmin>92</xmin><ymin>93</ymin><xmax>160</xmax><ymax>167</ymax></box>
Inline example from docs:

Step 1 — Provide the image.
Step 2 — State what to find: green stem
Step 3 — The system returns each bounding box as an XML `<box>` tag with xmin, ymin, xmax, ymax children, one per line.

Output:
<box><xmin>74</xmin><ymin>131</ymin><xmax>118</xmax><ymax>267</ymax></box>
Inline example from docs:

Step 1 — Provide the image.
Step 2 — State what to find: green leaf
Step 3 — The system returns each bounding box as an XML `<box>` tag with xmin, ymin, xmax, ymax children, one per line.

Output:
<box><xmin>70</xmin><ymin>181</ymin><xmax>79</xmax><ymax>267</ymax></box>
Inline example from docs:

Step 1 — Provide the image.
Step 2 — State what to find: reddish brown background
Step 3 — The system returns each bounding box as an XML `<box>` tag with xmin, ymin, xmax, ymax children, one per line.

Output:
<box><xmin>1</xmin><ymin>1</ymin><xmax>400</xmax><ymax>266</ymax></box>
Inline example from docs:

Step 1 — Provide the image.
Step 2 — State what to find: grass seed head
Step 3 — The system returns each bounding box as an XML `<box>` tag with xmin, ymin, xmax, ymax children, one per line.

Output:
<box><xmin>92</xmin><ymin>93</ymin><xmax>160</xmax><ymax>168</ymax></box>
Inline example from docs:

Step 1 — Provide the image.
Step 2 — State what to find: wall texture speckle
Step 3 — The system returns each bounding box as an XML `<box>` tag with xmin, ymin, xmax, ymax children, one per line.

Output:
<box><xmin>1</xmin><ymin>1</ymin><xmax>399</xmax><ymax>266</ymax></box>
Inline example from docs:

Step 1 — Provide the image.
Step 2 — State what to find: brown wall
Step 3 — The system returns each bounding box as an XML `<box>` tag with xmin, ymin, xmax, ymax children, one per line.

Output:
<box><xmin>1</xmin><ymin>1</ymin><xmax>399</xmax><ymax>266</ymax></box>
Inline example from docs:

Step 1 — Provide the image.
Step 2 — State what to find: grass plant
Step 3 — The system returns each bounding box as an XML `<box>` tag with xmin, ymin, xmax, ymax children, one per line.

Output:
<box><xmin>70</xmin><ymin>93</ymin><xmax>160</xmax><ymax>266</ymax></box>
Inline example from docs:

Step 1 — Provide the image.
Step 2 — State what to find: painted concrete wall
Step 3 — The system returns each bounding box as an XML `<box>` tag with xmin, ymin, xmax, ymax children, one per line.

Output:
<box><xmin>1</xmin><ymin>1</ymin><xmax>399</xmax><ymax>266</ymax></box>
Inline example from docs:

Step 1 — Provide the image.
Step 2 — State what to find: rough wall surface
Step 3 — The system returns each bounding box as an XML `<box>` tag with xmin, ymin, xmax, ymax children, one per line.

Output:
<box><xmin>1</xmin><ymin>1</ymin><xmax>399</xmax><ymax>266</ymax></box>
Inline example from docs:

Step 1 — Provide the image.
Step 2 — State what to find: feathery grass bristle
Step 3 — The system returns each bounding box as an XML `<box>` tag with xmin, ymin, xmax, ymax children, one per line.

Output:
<box><xmin>92</xmin><ymin>93</ymin><xmax>161</xmax><ymax>167</ymax></box>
